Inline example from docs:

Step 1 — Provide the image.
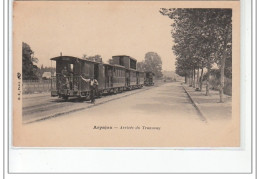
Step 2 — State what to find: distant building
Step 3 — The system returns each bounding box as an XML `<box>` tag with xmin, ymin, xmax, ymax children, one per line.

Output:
<box><xmin>42</xmin><ymin>72</ymin><xmax>52</xmax><ymax>79</ymax></box>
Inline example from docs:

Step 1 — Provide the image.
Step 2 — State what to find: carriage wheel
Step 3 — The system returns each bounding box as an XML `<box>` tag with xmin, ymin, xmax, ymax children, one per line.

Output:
<box><xmin>85</xmin><ymin>95</ymin><xmax>90</xmax><ymax>101</ymax></box>
<box><xmin>97</xmin><ymin>91</ymin><xmax>102</xmax><ymax>98</ymax></box>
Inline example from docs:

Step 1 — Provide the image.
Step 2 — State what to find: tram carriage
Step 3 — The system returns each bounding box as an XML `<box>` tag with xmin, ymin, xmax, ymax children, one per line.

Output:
<box><xmin>138</xmin><ymin>71</ymin><xmax>145</xmax><ymax>87</ymax></box>
<box><xmin>51</xmin><ymin>55</ymin><xmax>145</xmax><ymax>100</ymax></box>
<box><xmin>51</xmin><ymin>56</ymin><xmax>104</xmax><ymax>100</ymax></box>
<box><xmin>103</xmin><ymin>64</ymin><xmax>126</xmax><ymax>93</ymax></box>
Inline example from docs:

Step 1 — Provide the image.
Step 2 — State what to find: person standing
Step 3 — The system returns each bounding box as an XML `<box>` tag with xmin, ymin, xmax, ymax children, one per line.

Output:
<box><xmin>61</xmin><ymin>66</ymin><xmax>70</xmax><ymax>89</ymax></box>
<box><xmin>81</xmin><ymin>76</ymin><xmax>98</xmax><ymax>103</ymax></box>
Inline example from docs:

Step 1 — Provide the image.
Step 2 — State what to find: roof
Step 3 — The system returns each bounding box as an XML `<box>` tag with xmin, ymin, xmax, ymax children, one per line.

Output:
<box><xmin>112</xmin><ymin>55</ymin><xmax>137</xmax><ymax>61</ymax></box>
<box><xmin>103</xmin><ymin>63</ymin><xmax>126</xmax><ymax>69</ymax></box>
<box><xmin>113</xmin><ymin>64</ymin><xmax>126</xmax><ymax>69</ymax></box>
<box><xmin>42</xmin><ymin>72</ymin><xmax>52</xmax><ymax>78</ymax></box>
<box><xmin>50</xmin><ymin>56</ymin><xmax>80</xmax><ymax>61</ymax></box>
<box><xmin>50</xmin><ymin>56</ymin><xmax>101</xmax><ymax>64</ymax></box>
<box><xmin>103</xmin><ymin>63</ymin><xmax>114</xmax><ymax>67</ymax></box>
<box><xmin>128</xmin><ymin>68</ymin><xmax>137</xmax><ymax>72</ymax></box>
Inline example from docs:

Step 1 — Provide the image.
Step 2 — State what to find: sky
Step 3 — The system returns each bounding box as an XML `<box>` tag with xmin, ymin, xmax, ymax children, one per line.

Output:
<box><xmin>14</xmin><ymin>1</ymin><xmax>176</xmax><ymax>71</ymax></box>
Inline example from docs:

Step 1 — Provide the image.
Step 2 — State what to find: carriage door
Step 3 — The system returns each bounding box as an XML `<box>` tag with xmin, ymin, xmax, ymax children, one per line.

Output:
<box><xmin>105</xmin><ymin>66</ymin><xmax>111</xmax><ymax>88</ymax></box>
<box><xmin>94</xmin><ymin>64</ymin><xmax>99</xmax><ymax>79</ymax></box>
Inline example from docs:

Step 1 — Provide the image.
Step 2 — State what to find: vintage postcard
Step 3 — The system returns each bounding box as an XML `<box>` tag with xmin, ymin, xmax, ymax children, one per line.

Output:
<box><xmin>12</xmin><ymin>1</ymin><xmax>240</xmax><ymax>147</ymax></box>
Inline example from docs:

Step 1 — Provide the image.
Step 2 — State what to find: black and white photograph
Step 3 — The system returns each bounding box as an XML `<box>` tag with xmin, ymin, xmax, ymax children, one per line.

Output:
<box><xmin>12</xmin><ymin>1</ymin><xmax>240</xmax><ymax>147</ymax></box>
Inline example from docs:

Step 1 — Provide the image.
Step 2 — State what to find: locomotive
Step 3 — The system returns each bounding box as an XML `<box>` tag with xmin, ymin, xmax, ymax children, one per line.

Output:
<box><xmin>51</xmin><ymin>55</ymin><xmax>149</xmax><ymax>100</ymax></box>
<box><xmin>144</xmin><ymin>71</ymin><xmax>155</xmax><ymax>86</ymax></box>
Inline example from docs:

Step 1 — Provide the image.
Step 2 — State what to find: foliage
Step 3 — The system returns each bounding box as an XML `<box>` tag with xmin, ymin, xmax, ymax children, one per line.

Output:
<box><xmin>160</xmin><ymin>8</ymin><xmax>232</xmax><ymax>78</ymax></box>
<box><xmin>136</xmin><ymin>61</ymin><xmax>145</xmax><ymax>71</ymax></box>
<box><xmin>82</xmin><ymin>54</ymin><xmax>102</xmax><ymax>63</ymax></box>
<box><xmin>224</xmin><ymin>55</ymin><xmax>232</xmax><ymax>78</ymax></box>
<box><xmin>22</xmin><ymin>42</ymin><xmax>39</xmax><ymax>80</ymax></box>
<box><xmin>144</xmin><ymin>52</ymin><xmax>163</xmax><ymax>78</ymax></box>
<box><xmin>136</xmin><ymin>52</ymin><xmax>163</xmax><ymax>78</ymax></box>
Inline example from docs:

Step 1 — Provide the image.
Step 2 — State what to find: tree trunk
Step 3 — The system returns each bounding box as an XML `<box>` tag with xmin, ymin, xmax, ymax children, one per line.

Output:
<box><xmin>189</xmin><ymin>70</ymin><xmax>192</xmax><ymax>86</ymax></box>
<box><xmin>219</xmin><ymin>41</ymin><xmax>228</xmax><ymax>103</ymax></box>
<box><xmin>192</xmin><ymin>67</ymin><xmax>196</xmax><ymax>88</ymax></box>
<box><xmin>206</xmin><ymin>67</ymin><xmax>210</xmax><ymax>96</ymax></box>
<box><xmin>199</xmin><ymin>68</ymin><xmax>204</xmax><ymax>91</ymax></box>
<box><xmin>185</xmin><ymin>74</ymin><xmax>187</xmax><ymax>84</ymax></box>
<box><xmin>196</xmin><ymin>68</ymin><xmax>200</xmax><ymax>91</ymax></box>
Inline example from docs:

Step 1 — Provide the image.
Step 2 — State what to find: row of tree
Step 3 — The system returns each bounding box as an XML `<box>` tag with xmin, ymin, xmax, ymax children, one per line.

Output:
<box><xmin>160</xmin><ymin>8</ymin><xmax>232</xmax><ymax>102</ymax></box>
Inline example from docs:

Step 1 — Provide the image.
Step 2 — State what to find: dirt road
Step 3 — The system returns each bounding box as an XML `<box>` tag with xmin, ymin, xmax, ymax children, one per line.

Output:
<box><xmin>15</xmin><ymin>82</ymin><xmax>239</xmax><ymax>147</ymax></box>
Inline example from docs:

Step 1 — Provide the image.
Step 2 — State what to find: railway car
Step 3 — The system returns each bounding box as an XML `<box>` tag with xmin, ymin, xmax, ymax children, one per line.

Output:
<box><xmin>110</xmin><ymin>55</ymin><xmax>142</xmax><ymax>90</ymax></box>
<box><xmin>137</xmin><ymin>71</ymin><xmax>145</xmax><ymax>88</ymax></box>
<box><xmin>103</xmin><ymin>64</ymin><xmax>126</xmax><ymax>93</ymax></box>
<box><xmin>144</xmin><ymin>71</ymin><xmax>154</xmax><ymax>86</ymax></box>
<box><xmin>51</xmin><ymin>56</ymin><xmax>106</xmax><ymax>100</ymax></box>
<box><xmin>113</xmin><ymin>64</ymin><xmax>126</xmax><ymax>92</ymax></box>
<box><xmin>127</xmin><ymin>69</ymin><xmax>137</xmax><ymax>90</ymax></box>
<box><xmin>50</xmin><ymin>55</ymin><xmax>145</xmax><ymax>101</ymax></box>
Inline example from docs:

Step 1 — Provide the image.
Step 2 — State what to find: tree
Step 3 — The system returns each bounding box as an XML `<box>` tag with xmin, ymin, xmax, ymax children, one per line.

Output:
<box><xmin>213</xmin><ymin>11</ymin><xmax>232</xmax><ymax>102</ymax></box>
<box><xmin>82</xmin><ymin>54</ymin><xmax>87</xmax><ymax>60</ymax></box>
<box><xmin>160</xmin><ymin>9</ymin><xmax>232</xmax><ymax>101</ymax></box>
<box><xmin>144</xmin><ymin>52</ymin><xmax>163</xmax><ymax>78</ymax></box>
<box><xmin>22</xmin><ymin>42</ymin><xmax>39</xmax><ymax>80</ymax></box>
<box><xmin>136</xmin><ymin>61</ymin><xmax>145</xmax><ymax>71</ymax></box>
<box><xmin>82</xmin><ymin>54</ymin><xmax>102</xmax><ymax>63</ymax></box>
<box><xmin>108</xmin><ymin>59</ymin><xmax>113</xmax><ymax>64</ymax></box>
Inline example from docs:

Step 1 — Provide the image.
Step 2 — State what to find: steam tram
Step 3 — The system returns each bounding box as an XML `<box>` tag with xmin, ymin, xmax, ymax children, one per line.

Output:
<box><xmin>144</xmin><ymin>71</ymin><xmax>154</xmax><ymax>86</ymax></box>
<box><xmin>51</xmin><ymin>55</ymin><xmax>145</xmax><ymax>100</ymax></box>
